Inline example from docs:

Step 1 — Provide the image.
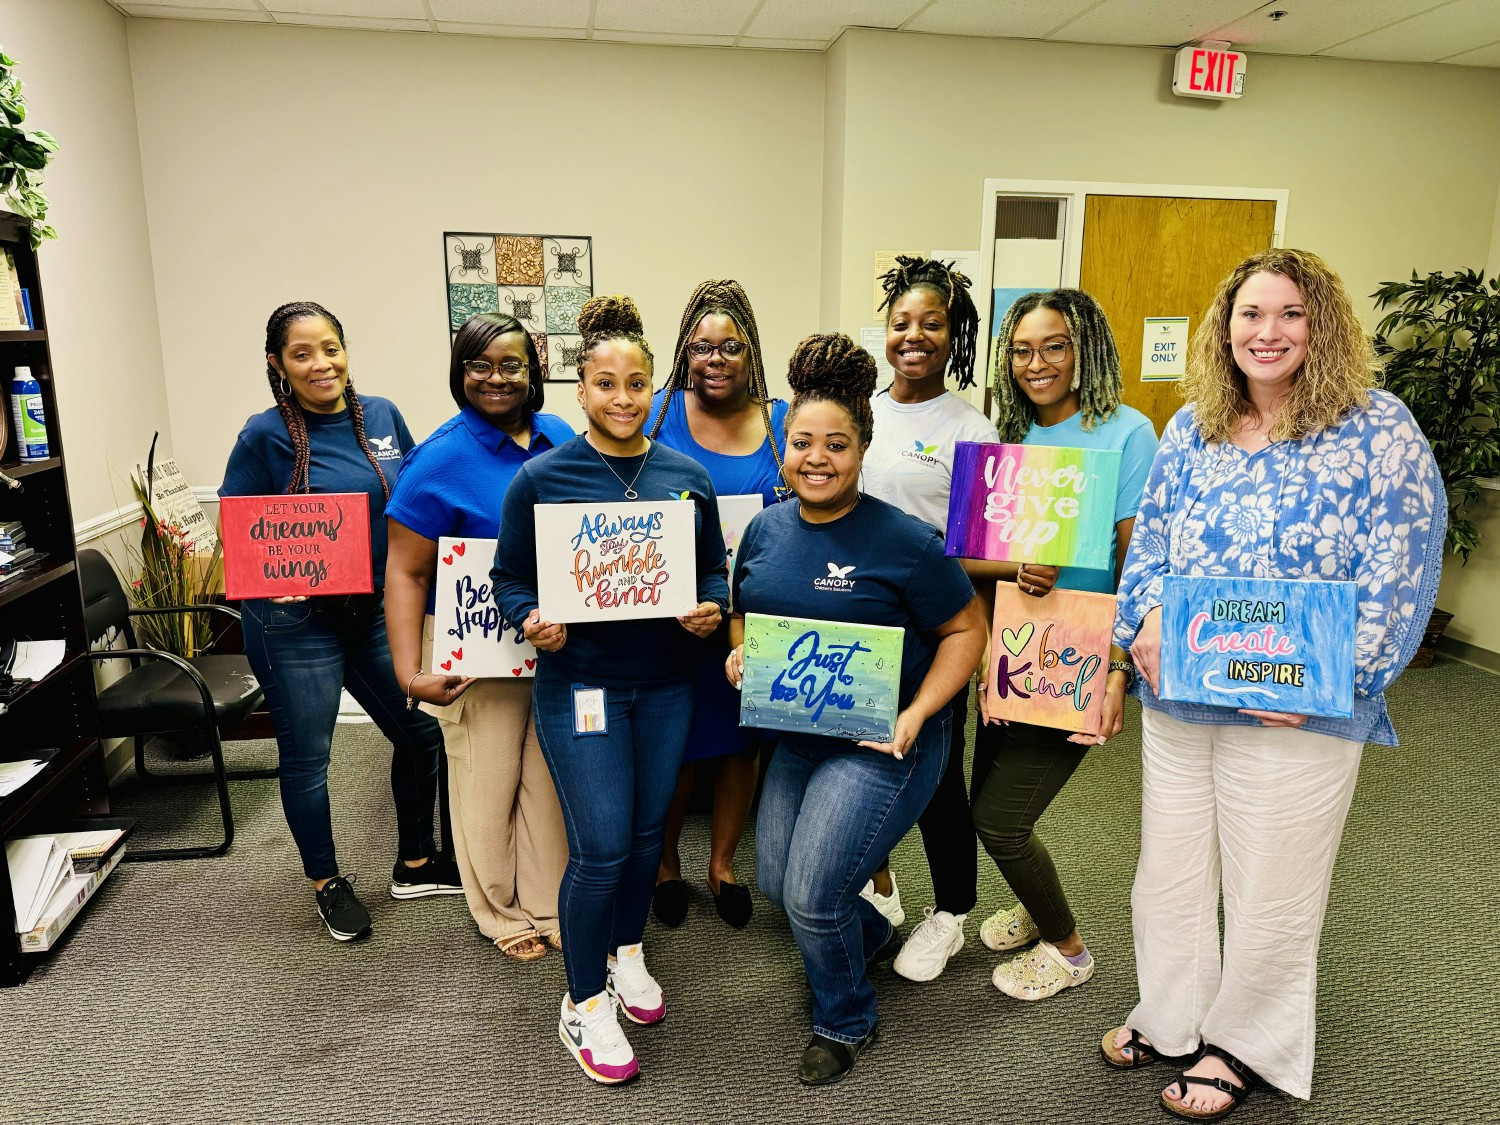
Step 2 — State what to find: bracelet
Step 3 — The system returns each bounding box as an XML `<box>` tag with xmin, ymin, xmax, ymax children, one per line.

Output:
<box><xmin>1108</xmin><ymin>659</ymin><xmax>1135</xmax><ymax>687</ymax></box>
<box><xmin>405</xmin><ymin>671</ymin><xmax>425</xmax><ymax>711</ymax></box>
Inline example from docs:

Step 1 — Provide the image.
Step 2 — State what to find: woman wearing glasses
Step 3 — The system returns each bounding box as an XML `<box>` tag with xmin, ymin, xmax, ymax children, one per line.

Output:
<box><xmin>972</xmin><ymin>289</ymin><xmax>1156</xmax><ymax>1002</ymax></box>
<box><xmin>385</xmin><ymin>313</ymin><xmax>575</xmax><ymax>961</ymax></box>
<box><xmin>646</xmin><ymin>280</ymin><xmax>788</xmax><ymax>931</ymax></box>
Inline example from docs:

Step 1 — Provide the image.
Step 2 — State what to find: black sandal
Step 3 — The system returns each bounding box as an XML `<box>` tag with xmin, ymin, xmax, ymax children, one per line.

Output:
<box><xmin>1160</xmin><ymin>1044</ymin><xmax>1260</xmax><ymax>1121</ymax></box>
<box><xmin>1100</xmin><ymin>1026</ymin><xmax>1199</xmax><ymax>1070</ymax></box>
<box><xmin>797</xmin><ymin>1024</ymin><xmax>879</xmax><ymax>1086</ymax></box>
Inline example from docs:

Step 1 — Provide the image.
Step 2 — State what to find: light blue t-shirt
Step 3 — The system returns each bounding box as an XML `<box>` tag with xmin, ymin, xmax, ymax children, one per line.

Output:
<box><xmin>1023</xmin><ymin>404</ymin><xmax>1158</xmax><ymax>593</ymax></box>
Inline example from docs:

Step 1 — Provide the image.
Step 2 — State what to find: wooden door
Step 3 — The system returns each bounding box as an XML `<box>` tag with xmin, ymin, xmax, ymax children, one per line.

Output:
<box><xmin>1079</xmin><ymin>195</ymin><xmax>1276</xmax><ymax>437</ymax></box>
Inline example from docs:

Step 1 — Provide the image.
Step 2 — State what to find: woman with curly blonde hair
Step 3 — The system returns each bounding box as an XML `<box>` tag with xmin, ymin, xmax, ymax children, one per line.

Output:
<box><xmin>1102</xmin><ymin>249</ymin><xmax>1445</xmax><ymax>1120</ymax></box>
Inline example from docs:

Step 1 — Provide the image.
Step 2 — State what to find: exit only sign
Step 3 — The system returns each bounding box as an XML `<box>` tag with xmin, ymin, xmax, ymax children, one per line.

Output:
<box><xmin>1173</xmin><ymin>45</ymin><xmax>1246</xmax><ymax>100</ymax></box>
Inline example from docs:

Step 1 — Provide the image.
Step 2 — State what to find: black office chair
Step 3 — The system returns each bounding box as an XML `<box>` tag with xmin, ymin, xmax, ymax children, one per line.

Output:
<box><xmin>79</xmin><ymin>549</ymin><xmax>268</xmax><ymax>861</ymax></box>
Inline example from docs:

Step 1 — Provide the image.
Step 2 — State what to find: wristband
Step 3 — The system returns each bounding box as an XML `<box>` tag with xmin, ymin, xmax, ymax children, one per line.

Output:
<box><xmin>1108</xmin><ymin>659</ymin><xmax>1135</xmax><ymax>688</ymax></box>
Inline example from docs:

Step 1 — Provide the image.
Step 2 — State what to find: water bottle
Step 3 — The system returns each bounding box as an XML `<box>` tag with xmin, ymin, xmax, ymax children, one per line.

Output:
<box><xmin>10</xmin><ymin>366</ymin><xmax>48</xmax><ymax>461</ymax></box>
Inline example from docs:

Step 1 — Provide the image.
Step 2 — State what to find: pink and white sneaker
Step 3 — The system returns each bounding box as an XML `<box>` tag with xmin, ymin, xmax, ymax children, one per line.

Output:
<box><xmin>607</xmin><ymin>943</ymin><xmax>666</xmax><ymax>1025</ymax></box>
<box><xmin>559</xmin><ymin>991</ymin><xmax>638</xmax><ymax>1085</ymax></box>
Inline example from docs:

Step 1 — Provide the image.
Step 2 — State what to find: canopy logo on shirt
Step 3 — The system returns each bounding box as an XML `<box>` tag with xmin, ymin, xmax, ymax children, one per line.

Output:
<box><xmin>901</xmin><ymin>438</ymin><xmax>942</xmax><ymax>467</ymax></box>
<box><xmin>813</xmin><ymin>561</ymin><xmax>857</xmax><ymax>592</ymax></box>
<box><xmin>368</xmin><ymin>434</ymin><xmax>401</xmax><ymax>461</ymax></box>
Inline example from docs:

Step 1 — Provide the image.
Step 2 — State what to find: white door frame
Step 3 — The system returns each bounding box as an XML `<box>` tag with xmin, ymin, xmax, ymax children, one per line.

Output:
<box><xmin>969</xmin><ymin>178</ymin><xmax>1289</xmax><ymax>410</ymax></box>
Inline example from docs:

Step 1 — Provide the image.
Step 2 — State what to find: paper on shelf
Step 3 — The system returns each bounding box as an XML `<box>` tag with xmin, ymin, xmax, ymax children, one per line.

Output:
<box><xmin>6</xmin><ymin>835</ymin><xmax>74</xmax><ymax>933</ymax></box>
<box><xmin>14</xmin><ymin>639</ymin><xmax>65</xmax><ymax>682</ymax></box>
<box><xmin>0</xmin><ymin>758</ymin><xmax>47</xmax><ymax>798</ymax></box>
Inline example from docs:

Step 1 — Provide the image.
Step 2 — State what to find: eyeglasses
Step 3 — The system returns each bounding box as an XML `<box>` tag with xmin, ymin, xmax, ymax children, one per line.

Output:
<box><xmin>463</xmin><ymin>358</ymin><xmax>528</xmax><ymax>381</ymax></box>
<box><xmin>1007</xmin><ymin>341</ymin><xmax>1071</xmax><ymax>367</ymax></box>
<box><xmin>687</xmin><ymin>339</ymin><xmax>749</xmax><ymax>359</ymax></box>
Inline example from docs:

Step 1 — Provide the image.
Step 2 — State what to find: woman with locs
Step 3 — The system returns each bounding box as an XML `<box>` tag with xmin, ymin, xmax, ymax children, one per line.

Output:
<box><xmin>221</xmin><ymin>301</ymin><xmax>459</xmax><ymax>945</ymax></box>
<box><xmin>384</xmin><ymin>313</ymin><xmax>574</xmax><ymax>962</ymax></box>
<box><xmin>647</xmin><ymin>278</ymin><xmax>789</xmax><ymax>931</ymax></box>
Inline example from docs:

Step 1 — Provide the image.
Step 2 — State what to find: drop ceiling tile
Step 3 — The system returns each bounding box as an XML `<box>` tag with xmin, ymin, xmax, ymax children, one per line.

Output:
<box><xmin>743</xmin><ymin>0</ymin><xmax>926</xmax><ymax>42</ymax></box>
<box><xmin>1049</xmin><ymin>0</ymin><xmax>1268</xmax><ymax>48</ymax></box>
<box><xmin>119</xmin><ymin>0</ymin><xmax>261</xmax><ymax>10</ymax></box>
<box><xmin>905</xmin><ymin>0</ymin><xmax>1099</xmax><ymax>40</ymax></box>
<box><xmin>121</xmin><ymin>3</ymin><xmax>269</xmax><ymax>17</ymax></box>
<box><xmin>1443</xmin><ymin>38</ymin><xmax>1500</xmax><ymax>65</ymax></box>
<box><xmin>1319</xmin><ymin>0</ymin><xmax>1500</xmax><ymax>62</ymax></box>
<box><xmin>435</xmin><ymin>21</ymin><xmax>587</xmax><ymax>39</ymax></box>
<box><xmin>1202</xmin><ymin>1</ymin><xmax>1453</xmax><ymax>56</ymax></box>
<box><xmin>592</xmin><ymin>29</ymin><xmax>738</xmax><ymax>46</ymax></box>
<box><xmin>738</xmin><ymin>36</ymin><xmax>828</xmax><ymax>50</ymax></box>
<box><xmin>594</xmin><ymin>0</ymin><xmax>756</xmax><ymax>37</ymax></box>
<box><xmin>429</xmin><ymin>0</ymin><xmax>591</xmax><ymax>27</ymax></box>
<box><xmin>269</xmin><ymin>1</ymin><xmax>424</xmax><ymax>16</ymax></box>
<box><xmin>268</xmin><ymin>13</ymin><xmax>432</xmax><ymax>31</ymax></box>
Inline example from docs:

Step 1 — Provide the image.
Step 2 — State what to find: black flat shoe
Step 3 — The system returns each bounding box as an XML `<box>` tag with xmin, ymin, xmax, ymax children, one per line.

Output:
<box><xmin>797</xmin><ymin>1024</ymin><xmax>879</xmax><ymax>1086</ymax></box>
<box><xmin>710</xmin><ymin>879</ymin><xmax>753</xmax><ymax>929</ymax></box>
<box><xmin>652</xmin><ymin>879</ymin><xmax>690</xmax><ymax>928</ymax></box>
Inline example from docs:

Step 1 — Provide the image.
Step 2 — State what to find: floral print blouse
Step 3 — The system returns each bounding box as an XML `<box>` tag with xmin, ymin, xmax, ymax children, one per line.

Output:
<box><xmin>1114</xmin><ymin>390</ymin><xmax>1445</xmax><ymax>746</ymax></box>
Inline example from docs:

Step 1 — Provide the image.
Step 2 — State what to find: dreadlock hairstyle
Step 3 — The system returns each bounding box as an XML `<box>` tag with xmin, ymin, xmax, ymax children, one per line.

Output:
<box><xmin>876</xmin><ymin>255</ymin><xmax>981</xmax><ymax>389</ymax></box>
<box><xmin>990</xmin><ymin>289</ymin><xmax>1125</xmax><ymax>443</ymax></box>
<box><xmin>785</xmin><ymin>333</ymin><xmax>878</xmax><ymax>448</ymax></box>
<box><xmin>264</xmin><ymin>301</ymin><xmax>389</xmax><ymax>500</ymax></box>
<box><xmin>448</xmin><ymin>312</ymin><xmax>546</xmax><ymax>414</ymax></box>
<box><xmin>1185</xmin><ymin>248</ymin><xmax>1376</xmax><ymax>444</ymax></box>
<box><xmin>648</xmin><ymin>278</ymin><xmax>785</xmax><ymax>483</ymax></box>
<box><xmin>575</xmin><ymin>294</ymin><xmax>653</xmax><ymax>378</ymax></box>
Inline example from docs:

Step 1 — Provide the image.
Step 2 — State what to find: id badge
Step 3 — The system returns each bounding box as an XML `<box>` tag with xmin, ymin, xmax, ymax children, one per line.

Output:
<box><xmin>572</xmin><ymin>685</ymin><xmax>608</xmax><ymax>736</ymax></box>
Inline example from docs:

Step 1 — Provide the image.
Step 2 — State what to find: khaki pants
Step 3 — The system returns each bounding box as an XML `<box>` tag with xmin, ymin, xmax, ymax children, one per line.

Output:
<box><xmin>422</xmin><ymin>618</ymin><xmax>566</xmax><ymax>942</ymax></box>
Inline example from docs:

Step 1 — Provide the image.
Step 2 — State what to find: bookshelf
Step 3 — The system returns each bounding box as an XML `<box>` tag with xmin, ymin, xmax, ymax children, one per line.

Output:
<box><xmin>0</xmin><ymin>210</ymin><xmax>120</xmax><ymax>987</ymax></box>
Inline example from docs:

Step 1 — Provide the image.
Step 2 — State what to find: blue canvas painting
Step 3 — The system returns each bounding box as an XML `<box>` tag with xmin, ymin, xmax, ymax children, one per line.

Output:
<box><xmin>1159</xmin><ymin>576</ymin><xmax>1357</xmax><ymax>718</ymax></box>
<box><xmin>738</xmin><ymin>613</ymin><xmax>903</xmax><ymax>742</ymax></box>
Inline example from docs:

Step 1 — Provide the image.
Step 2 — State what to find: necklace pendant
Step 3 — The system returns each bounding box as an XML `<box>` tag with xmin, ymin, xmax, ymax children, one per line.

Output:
<box><xmin>624</xmin><ymin>487</ymin><xmax>638</xmax><ymax>500</ymax></box>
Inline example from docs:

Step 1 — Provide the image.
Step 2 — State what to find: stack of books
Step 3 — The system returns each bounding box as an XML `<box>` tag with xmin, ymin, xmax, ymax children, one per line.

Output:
<box><xmin>7</xmin><ymin>822</ymin><xmax>131</xmax><ymax>951</ymax></box>
<box><xmin>0</xmin><ymin>521</ymin><xmax>44</xmax><ymax>590</ymax></box>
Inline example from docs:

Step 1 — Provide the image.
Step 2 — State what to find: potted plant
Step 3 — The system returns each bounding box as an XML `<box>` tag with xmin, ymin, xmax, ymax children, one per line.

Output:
<box><xmin>0</xmin><ymin>45</ymin><xmax>59</xmax><ymax>248</ymax></box>
<box><xmin>1373</xmin><ymin>267</ymin><xmax>1500</xmax><ymax>664</ymax></box>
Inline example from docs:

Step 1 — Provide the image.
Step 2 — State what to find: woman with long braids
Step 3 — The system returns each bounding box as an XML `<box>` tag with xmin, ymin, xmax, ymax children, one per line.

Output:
<box><xmin>856</xmin><ymin>255</ymin><xmax>1001</xmax><ymax>983</ymax></box>
<box><xmin>221</xmin><ymin>301</ymin><xmax>458</xmax><ymax>944</ymax></box>
<box><xmin>647</xmin><ymin>279</ymin><xmax>788</xmax><ymax>931</ymax></box>
<box><xmin>728</xmin><ymin>333</ymin><xmax>986</xmax><ymax>1084</ymax></box>
<box><xmin>972</xmin><ymin>289</ymin><xmax>1157</xmax><ymax>1002</ymax></box>
<box><xmin>384</xmin><ymin>313</ymin><xmax>575</xmax><ymax>962</ymax></box>
<box><xmin>491</xmin><ymin>295</ymin><xmax>728</xmax><ymax>1086</ymax></box>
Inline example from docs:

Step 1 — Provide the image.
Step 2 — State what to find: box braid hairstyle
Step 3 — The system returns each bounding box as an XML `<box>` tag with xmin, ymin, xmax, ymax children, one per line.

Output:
<box><xmin>648</xmin><ymin>278</ymin><xmax>786</xmax><ymax>486</ymax></box>
<box><xmin>575</xmin><ymin>294</ymin><xmax>653</xmax><ymax>378</ymax></box>
<box><xmin>447</xmin><ymin>312</ymin><xmax>546</xmax><ymax>413</ymax></box>
<box><xmin>989</xmin><ymin>288</ymin><xmax>1124</xmax><ymax>444</ymax></box>
<box><xmin>785</xmin><ymin>333</ymin><xmax>878</xmax><ymax>448</ymax></box>
<box><xmin>264</xmin><ymin>300</ymin><xmax>389</xmax><ymax>500</ymax></box>
<box><xmin>876</xmin><ymin>255</ymin><xmax>980</xmax><ymax>390</ymax></box>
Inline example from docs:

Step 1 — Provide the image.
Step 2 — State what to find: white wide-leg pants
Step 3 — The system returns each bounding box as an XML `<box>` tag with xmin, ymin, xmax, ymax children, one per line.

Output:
<box><xmin>1127</xmin><ymin>708</ymin><xmax>1363</xmax><ymax>1100</ymax></box>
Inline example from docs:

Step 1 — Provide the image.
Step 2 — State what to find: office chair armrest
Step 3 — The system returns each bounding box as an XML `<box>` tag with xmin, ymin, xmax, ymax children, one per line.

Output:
<box><xmin>86</xmin><ymin>647</ymin><xmax>218</xmax><ymax>712</ymax></box>
<box><xmin>127</xmin><ymin>602</ymin><xmax>243</xmax><ymax>623</ymax></box>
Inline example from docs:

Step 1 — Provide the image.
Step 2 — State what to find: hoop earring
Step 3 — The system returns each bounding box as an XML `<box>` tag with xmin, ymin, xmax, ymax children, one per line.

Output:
<box><xmin>527</xmin><ymin>381</ymin><xmax>539</xmax><ymax>401</ymax></box>
<box><xmin>279</xmin><ymin>377</ymin><xmax>292</xmax><ymax>398</ymax></box>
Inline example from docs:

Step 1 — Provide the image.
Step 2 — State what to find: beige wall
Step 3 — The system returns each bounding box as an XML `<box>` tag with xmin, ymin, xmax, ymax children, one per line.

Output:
<box><xmin>3</xmin><ymin>0</ymin><xmax>171</xmax><ymax>522</ymax></box>
<box><xmin>124</xmin><ymin>20</ymin><xmax>825</xmax><ymax>488</ymax></box>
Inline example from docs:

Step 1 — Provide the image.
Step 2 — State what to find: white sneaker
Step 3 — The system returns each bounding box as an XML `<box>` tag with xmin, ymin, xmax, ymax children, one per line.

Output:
<box><xmin>859</xmin><ymin>876</ymin><xmax>905</xmax><ymax>927</ymax></box>
<box><xmin>892</xmin><ymin>907</ymin><xmax>966</xmax><ymax>982</ymax></box>
<box><xmin>606</xmin><ymin>943</ymin><xmax>666</xmax><ymax>1025</ymax></box>
<box><xmin>559</xmin><ymin>991</ymin><xmax>638</xmax><ymax>1084</ymax></box>
<box><xmin>980</xmin><ymin>902</ymin><xmax>1041</xmax><ymax>952</ymax></box>
<box><xmin>992</xmin><ymin>940</ymin><xmax>1094</xmax><ymax>1001</ymax></box>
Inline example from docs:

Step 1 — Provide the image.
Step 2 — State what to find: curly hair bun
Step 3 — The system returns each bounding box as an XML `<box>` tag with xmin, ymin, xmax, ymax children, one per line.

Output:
<box><xmin>786</xmin><ymin>333</ymin><xmax>878</xmax><ymax>400</ymax></box>
<box><xmin>577</xmin><ymin>294</ymin><xmax>644</xmax><ymax>338</ymax></box>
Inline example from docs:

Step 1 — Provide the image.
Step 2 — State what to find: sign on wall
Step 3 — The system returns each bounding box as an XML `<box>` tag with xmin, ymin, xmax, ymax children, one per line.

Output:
<box><xmin>945</xmin><ymin>442</ymin><xmax>1120</xmax><ymax>570</ymax></box>
<box><xmin>1173</xmin><ymin>45</ymin><xmax>1246</xmax><ymax>100</ymax></box>
<box><xmin>1159</xmin><ymin>575</ymin><xmax>1357</xmax><ymax>718</ymax></box>
<box><xmin>434</xmin><ymin>537</ymin><xmax>535</xmax><ymax>678</ymax></box>
<box><xmin>986</xmin><ymin>584</ymin><xmax>1116</xmax><ymax>735</ymax></box>
<box><xmin>535</xmin><ymin>499</ymin><xmax>697</xmax><ymax>623</ymax></box>
<box><xmin>220</xmin><ymin>493</ymin><xmax>372</xmax><ymax>600</ymax></box>
<box><xmin>444</xmin><ymin>232</ymin><xmax>594</xmax><ymax>383</ymax></box>
<box><xmin>1140</xmin><ymin>317</ymin><xmax>1189</xmax><ymax>381</ymax></box>
<box><xmin>738</xmin><ymin>613</ymin><xmax>903</xmax><ymax>742</ymax></box>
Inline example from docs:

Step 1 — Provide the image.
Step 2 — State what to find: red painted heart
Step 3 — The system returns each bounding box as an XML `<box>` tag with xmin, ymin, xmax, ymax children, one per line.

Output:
<box><xmin>511</xmin><ymin>667</ymin><xmax>523</xmax><ymax>677</ymax></box>
<box><xmin>451</xmin><ymin>648</ymin><xmax>463</xmax><ymax>660</ymax></box>
<box><xmin>442</xmin><ymin>554</ymin><xmax>453</xmax><ymax>565</ymax></box>
<box><xmin>440</xmin><ymin>660</ymin><xmax>452</xmax><ymax>671</ymax></box>
<box><xmin>453</xmin><ymin>542</ymin><xmax>467</xmax><ymax>556</ymax></box>
<box><xmin>524</xmin><ymin>658</ymin><xmax>536</xmax><ymax>670</ymax></box>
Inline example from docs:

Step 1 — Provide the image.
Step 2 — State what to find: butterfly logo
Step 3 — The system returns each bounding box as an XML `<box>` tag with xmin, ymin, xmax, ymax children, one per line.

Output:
<box><xmin>826</xmin><ymin>563</ymin><xmax>856</xmax><ymax>579</ymax></box>
<box><xmin>912</xmin><ymin>439</ymin><xmax>938</xmax><ymax>455</ymax></box>
<box><xmin>675</xmin><ymin>490</ymin><xmax>690</xmax><ymax>500</ymax></box>
<box><xmin>370</xmin><ymin>435</ymin><xmax>395</xmax><ymax>451</ymax></box>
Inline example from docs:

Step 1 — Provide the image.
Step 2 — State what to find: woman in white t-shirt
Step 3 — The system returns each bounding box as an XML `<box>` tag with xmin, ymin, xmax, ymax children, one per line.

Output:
<box><xmin>858</xmin><ymin>256</ymin><xmax>1011</xmax><ymax>983</ymax></box>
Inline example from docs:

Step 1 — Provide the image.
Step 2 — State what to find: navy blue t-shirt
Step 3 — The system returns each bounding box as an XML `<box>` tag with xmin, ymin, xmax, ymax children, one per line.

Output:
<box><xmin>220</xmin><ymin>397</ymin><xmax>414</xmax><ymax>586</ymax></box>
<box><xmin>490</xmin><ymin>435</ymin><xmax>730</xmax><ymax>687</ymax></box>
<box><xmin>733</xmin><ymin>494</ymin><xmax>974</xmax><ymax>749</ymax></box>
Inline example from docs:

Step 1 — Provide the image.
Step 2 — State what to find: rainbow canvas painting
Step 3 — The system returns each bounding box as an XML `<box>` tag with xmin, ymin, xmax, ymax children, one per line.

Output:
<box><xmin>944</xmin><ymin>442</ymin><xmax>1120</xmax><ymax>570</ymax></box>
<box><xmin>986</xmin><ymin>584</ymin><xmax>1116</xmax><ymax>735</ymax></box>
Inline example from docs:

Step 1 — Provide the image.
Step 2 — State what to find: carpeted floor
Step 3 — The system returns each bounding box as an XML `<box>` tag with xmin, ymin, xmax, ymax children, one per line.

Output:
<box><xmin>2</xmin><ymin>661</ymin><xmax>1495</xmax><ymax>1124</ymax></box>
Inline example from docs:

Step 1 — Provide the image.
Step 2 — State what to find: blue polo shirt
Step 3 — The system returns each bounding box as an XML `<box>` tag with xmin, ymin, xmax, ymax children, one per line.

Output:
<box><xmin>650</xmin><ymin>390</ymin><xmax>790</xmax><ymax>506</ymax></box>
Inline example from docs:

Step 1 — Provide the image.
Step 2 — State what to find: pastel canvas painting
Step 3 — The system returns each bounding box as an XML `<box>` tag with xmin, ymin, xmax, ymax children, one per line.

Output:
<box><xmin>986</xmin><ymin>584</ymin><xmax>1116</xmax><ymax>735</ymax></box>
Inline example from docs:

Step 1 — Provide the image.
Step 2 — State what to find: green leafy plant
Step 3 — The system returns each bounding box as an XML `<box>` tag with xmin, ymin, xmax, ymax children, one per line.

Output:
<box><xmin>1374</xmin><ymin>268</ymin><xmax>1500</xmax><ymax>563</ymax></box>
<box><xmin>0</xmin><ymin>45</ymin><xmax>59</xmax><ymax>248</ymax></box>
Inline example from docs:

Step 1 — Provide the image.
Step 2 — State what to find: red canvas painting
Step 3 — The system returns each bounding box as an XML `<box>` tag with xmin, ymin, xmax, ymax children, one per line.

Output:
<box><xmin>220</xmin><ymin>493</ymin><xmax>373</xmax><ymax>600</ymax></box>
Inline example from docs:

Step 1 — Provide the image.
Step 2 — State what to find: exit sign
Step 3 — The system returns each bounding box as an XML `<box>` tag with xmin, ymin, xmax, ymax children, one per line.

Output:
<box><xmin>1173</xmin><ymin>45</ymin><xmax>1246</xmax><ymax>100</ymax></box>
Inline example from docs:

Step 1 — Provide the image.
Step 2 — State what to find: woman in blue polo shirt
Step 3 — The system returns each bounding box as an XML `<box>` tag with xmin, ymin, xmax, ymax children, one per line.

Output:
<box><xmin>385</xmin><ymin>312</ymin><xmax>575</xmax><ymax>962</ymax></box>
<box><xmin>727</xmin><ymin>333</ymin><xmax>986</xmax><ymax>1085</ymax></box>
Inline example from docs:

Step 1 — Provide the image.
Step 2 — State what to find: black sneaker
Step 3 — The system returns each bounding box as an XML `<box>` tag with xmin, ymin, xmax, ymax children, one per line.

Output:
<box><xmin>389</xmin><ymin>854</ymin><xmax>464</xmax><ymax>900</ymax></box>
<box><xmin>316</xmin><ymin>874</ymin><xmax>372</xmax><ymax>942</ymax></box>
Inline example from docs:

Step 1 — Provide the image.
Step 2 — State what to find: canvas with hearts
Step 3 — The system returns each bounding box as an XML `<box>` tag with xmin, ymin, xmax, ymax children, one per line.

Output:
<box><xmin>986</xmin><ymin>584</ymin><xmax>1116</xmax><ymax>735</ymax></box>
<box><xmin>434</xmin><ymin>536</ymin><xmax>536</xmax><ymax>678</ymax></box>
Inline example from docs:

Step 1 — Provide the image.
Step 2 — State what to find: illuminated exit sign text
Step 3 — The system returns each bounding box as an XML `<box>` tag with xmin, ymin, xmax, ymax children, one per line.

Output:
<box><xmin>1173</xmin><ymin>45</ymin><xmax>1246</xmax><ymax>100</ymax></box>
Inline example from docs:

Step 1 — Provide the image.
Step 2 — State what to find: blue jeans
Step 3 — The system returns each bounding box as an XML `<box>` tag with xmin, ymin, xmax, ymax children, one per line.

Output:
<box><xmin>531</xmin><ymin>668</ymin><xmax>694</xmax><ymax>1001</ymax></box>
<box><xmin>241</xmin><ymin>594</ymin><xmax>443</xmax><ymax>880</ymax></box>
<box><xmin>756</xmin><ymin>710</ymin><xmax>951</xmax><ymax>1043</ymax></box>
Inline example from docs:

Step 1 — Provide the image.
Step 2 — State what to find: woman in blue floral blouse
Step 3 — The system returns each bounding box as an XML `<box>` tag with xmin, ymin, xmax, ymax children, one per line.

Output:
<box><xmin>1101</xmin><ymin>249</ymin><xmax>1444</xmax><ymax>1121</ymax></box>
